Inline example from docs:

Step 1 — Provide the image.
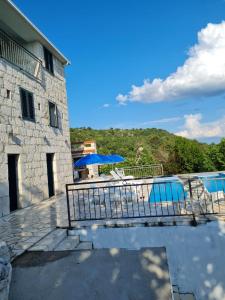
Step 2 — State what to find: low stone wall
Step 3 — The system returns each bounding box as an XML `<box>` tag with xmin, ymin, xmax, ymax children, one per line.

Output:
<box><xmin>0</xmin><ymin>241</ymin><xmax>12</xmax><ymax>300</ymax></box>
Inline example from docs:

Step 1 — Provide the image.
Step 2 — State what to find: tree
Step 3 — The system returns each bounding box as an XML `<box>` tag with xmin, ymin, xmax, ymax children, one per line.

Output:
<box><xmin>70</xmin><ymin>127</ymin><xmax>223</xmax><ymax>175</ymax></box>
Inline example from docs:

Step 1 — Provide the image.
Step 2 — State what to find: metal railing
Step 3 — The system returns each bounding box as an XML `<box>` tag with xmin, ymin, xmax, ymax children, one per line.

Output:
<box><xmin>66</xmin><ymin>176</ymin><xmax>225</xmax><ymax>227</ymax></box>
<box><xmin>116</xmin><ymin>164</ymin><xmax>164</xmax><ymax>178</ymax></box>
<box><xmin>0</xmin><ymin>30</ymin><xmax>42</xmax><ymax>81</ymax></box>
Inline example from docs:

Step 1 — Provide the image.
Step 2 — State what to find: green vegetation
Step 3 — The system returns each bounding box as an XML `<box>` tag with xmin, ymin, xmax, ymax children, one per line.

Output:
<box><xmin>70</xmin><ymin>127</ymin><xmax>225</xmax><ymax>175</ymax></box>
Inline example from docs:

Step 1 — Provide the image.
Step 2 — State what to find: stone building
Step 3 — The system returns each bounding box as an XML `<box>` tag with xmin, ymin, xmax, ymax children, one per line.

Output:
<box><xmin>0</xmin><ymin>0</ymin><xmax>73</xmax><ymax>216</ymax></box>
<box><xmin>71</xmin><ymin>140</ymin><xmax>99</xmax><ymax>179</ymax></box>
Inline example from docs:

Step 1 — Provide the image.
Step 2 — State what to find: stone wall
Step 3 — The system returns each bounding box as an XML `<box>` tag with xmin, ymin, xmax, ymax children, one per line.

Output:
<box><xmin>0</xmin><ymin>42</ymin><xmax>73</xmax><ymax>216</ymax></box>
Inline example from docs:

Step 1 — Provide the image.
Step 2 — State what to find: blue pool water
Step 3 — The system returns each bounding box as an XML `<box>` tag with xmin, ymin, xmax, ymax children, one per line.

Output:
<box><xmin>199</xmin><ymin>173</ymin><xmax>225</xmax><ymax>193</ymax></box>
<box><xmin>149</xmin><ymin>177</ymin><xmax>186</xmax><ymax>203</ymax></box>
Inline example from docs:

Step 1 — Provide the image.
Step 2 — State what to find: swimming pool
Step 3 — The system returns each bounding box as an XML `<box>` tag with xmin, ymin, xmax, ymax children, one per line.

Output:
<box><xmin>149</xmin><ymin>177</ymin><xmax>186</xmax><ymax>202</ymax></box>
<box><xmin>199</xmin><ymin>173</ymin><xmax>225</xmax><ymax>193</ymax></box>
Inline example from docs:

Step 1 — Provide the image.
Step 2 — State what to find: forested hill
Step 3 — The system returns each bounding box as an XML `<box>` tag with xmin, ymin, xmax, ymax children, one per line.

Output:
<box><xmin>70</xmin><ymin>128</ymin><xmax>225</xmax><ymax>175</ymax></box>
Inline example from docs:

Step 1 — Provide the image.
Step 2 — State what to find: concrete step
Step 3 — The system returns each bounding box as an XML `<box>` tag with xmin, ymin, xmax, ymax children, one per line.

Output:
<box><xmin>67</xmin><ymin>215</ymin><xmax>209</xmax><ymax>232</ymax></box>
<box><xmin>29</xmin><ymin>229</ymin><xmax>67</xmax><ymax>251</ymax></box>
<box><xmin>68</xmin><ymin>229</ymin><xmax>80</xmax><ymax>236</ymax></box>
<box><xmin>68</xmin><ymin>229</ymin><xmax>90</xmax><ymax>242</ymax></box>
<box><xmin>172</xmin><ymin>286</ymin><xmax>195</xmax><ymax>300</ymax></box>
<box><xmin>74</xmin><ymin>241</ymin><xmax>93</xmax><ymax>251</ymax></box>
<box><xmin>54</xmin><ymin>236</ymin><xmax>80</xmax><ymax>251</ymax></box>
<box><xmin>179</xmin><ymin>294</ymin><xmax>195</xmax><ymax>300</ymax></box>
<box><xmin>173</xmin><ymin>285</ymin><xmax>181</xmax><ymax>300</ymax></box>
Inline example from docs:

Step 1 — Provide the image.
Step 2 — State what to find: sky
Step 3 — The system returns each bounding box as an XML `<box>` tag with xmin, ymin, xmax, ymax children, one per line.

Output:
<box><xmin>14</xmin><ymin>0</ymin><xmax>225</xmax><ymax>143</ymax></box>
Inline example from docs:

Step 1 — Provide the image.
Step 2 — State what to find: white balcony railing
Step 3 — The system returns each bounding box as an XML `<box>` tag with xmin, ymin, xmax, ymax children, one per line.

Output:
<box><xmin>116</xmin><ymin>164</ymin><xmax>164</xmax><ymax>178</ymax></box>
<box><xmin>0</xmin><ymin>30</ymin><xmax>42</xmax><ymax>81</ymax></box>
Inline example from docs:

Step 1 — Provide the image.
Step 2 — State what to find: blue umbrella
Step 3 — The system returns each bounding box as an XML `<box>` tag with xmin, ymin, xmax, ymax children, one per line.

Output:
<box><xmin>105</xmin><ymin>154</ymin><xmax>125</xmax><ymax>164</ymax></box>
<box><xmin>74</xmin><ymin>154</ymin><xmax>125</xmax><ymax>167</ymax></box>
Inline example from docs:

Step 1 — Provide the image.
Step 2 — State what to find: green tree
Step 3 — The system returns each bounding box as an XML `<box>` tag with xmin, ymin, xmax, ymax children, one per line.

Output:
<box><xmin>70</xmin><ymin>127</ymin><xmax>224</xmax><ymax>175</ymax></box>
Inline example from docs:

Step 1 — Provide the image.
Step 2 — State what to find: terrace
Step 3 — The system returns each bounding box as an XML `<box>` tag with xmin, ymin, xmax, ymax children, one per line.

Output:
<box><xmin>64</xmin><ymin>167</ymin><xmax>225</xmax><ymax>228</ymax></box>
<box><xmin>2</xmin><ymin>167</ymin><xmax>225</xmax><ymax>300</ymax></box>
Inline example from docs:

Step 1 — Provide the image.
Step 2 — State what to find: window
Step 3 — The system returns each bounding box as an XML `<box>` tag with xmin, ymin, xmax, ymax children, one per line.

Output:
<box><xmin>6</xmin><ymin>89</ymin><xmax>11</xmax><ymax>99</ymax></box>
<box><xmin>43</xmin><ymin>47</ymin><xmax>54</xmax><ymax>74</ymax></box>
<box><xmin>49</xmin><ymin>101</ymin><xmax>58</xmax><ymax>128</ymax></box>
<box><xmin>20</xmin><ymin>88</ymin><xmax>35</xmax><ymax>121</ymax></box>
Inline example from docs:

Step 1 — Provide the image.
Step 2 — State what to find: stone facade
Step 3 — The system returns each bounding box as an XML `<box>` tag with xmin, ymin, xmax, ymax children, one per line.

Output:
<box><xmin>0</xmin><ymin>39</ymin><xmax>73</xmax><ymax>216</ymax></box>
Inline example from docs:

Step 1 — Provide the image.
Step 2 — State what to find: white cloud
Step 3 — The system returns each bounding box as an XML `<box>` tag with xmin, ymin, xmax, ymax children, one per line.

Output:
<box><xmin>117</xmin><ymin>21</ymin><xmax>225</xmax><ymax>104</ymax></box>
<box><xmin>109</xmin><ymin>116</ymin><xmax>181</xmax><ymax>129</ymax></box>
<box><xmin>142</xmin><ymin>117</ymin><xmax>181</xmax><ymax>125</ymax></box>
<box><xmin>102</xmin><ymin>103</ymin><xmax>110</xmax><ymax>108</ymax></box>
<box><xmin>175</xmin><ymin>114</ymin><xmax>225</xmax><ymax>139</ymax></box>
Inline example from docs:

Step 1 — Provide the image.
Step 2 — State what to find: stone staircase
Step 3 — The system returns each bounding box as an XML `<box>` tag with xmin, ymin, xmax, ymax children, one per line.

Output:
<box><xmin>28</xmin><ymin>229</ymin><xmax>93</xmax><ymax>252</ymax></box>
<box><xmin>173</xmin><ymin>285</ymin><xmax>195</xmax><ymax>300</ymax></box>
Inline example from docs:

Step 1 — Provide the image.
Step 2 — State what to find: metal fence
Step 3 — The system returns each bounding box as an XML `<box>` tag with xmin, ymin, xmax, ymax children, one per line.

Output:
<box><xmin>116</xmin><ymin>164</ymin><xmax>164</xmax><ymax>178</ymax></box>
<box><xmin>0</xmin><ymin>29</ymin><xmax>42</xmax><ymax>81</ymax></box>
<box><xmin>66</xmin><ymin>176</ymin><xmax>225</xmax><ymax>227</ymax></box>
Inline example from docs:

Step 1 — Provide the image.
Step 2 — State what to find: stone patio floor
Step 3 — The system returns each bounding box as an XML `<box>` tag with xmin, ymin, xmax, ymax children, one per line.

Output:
<box><xmin>0</xmin><ymin>197</ymin><xmax>57</xmax><ymax>259</ymax></box>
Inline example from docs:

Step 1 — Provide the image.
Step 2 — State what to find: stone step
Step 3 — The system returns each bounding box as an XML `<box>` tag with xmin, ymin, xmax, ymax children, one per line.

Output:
<box><xmin>67</xmin><ymin>214</ymin><xmax>209</xmax><ymax>232</ymax></box>
<box><xmin>173</xmin><ymin>292</ymin><xmax>195</xmax><ymax>300</ymax></box>
<box><xmin>54</xmin><ymin>236</ymin><xmax>80</xmax><ymax>251</ymax></box>
<box><xmin>179</xmin><ymin>294</ymin><xmax>195</xmax><ymax>300</ymax></box>
<box><xmin>68</xmin><ymin>229</ymin><xmax>80</xmax><ymax>236</ymax></box>
<box><xmin>68</xmin><ymin>229</ymin><xmax>89</xmax><ymax>242</ymax></box>
<box><xmin>173</xmin><ymin>285</ymin><xmax>181</xmax><ymax>300</ymax></box>
<box><xmin>172</xmin><ymin>285</ymin><xmax>195</xmax><ymax>300</ymax></box>
<box><xmin>28</xmin><ymin>229</ymin><xmax>67</xmax><ymax>251</ymax></box>
<box><xmin>74</xmin><ymin>241</ymin><xmax>93</xmax><ymax>250</ymax></box>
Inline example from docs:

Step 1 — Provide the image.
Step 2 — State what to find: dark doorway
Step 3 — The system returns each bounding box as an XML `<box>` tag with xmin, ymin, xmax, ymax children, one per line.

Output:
<box><xmin>8</xmin><ymin>154</ymin><xmax>19</xmax><ymax>212</ymax></box>
<box><xmin>47</xmin><ymin>153</ymin><xmax>55</xmax><ymax>197</ymax></box>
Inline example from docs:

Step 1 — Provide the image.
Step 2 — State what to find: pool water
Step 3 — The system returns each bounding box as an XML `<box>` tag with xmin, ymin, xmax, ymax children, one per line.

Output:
<box><xmin>149</xmin><ymin>177</ymin><xmax>186</xmax><ymax>203</ymax></box>
<box><xmin>199</xmin><ymin>173</ymin><xmax>225</xmax><ymax>193</ymax></box>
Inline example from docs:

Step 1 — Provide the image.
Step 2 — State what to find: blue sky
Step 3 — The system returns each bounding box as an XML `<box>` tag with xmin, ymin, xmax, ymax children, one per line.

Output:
<box><xmin>14</xmin><ymin>0</ymin><xmax>225</xmax><ymax>143</ymax></box>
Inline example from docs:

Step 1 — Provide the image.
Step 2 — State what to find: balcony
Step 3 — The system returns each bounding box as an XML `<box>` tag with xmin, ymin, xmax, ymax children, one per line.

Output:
<box><xmin>0</xmin><ymin>29</ymin><xmax>42</xmax><ymax>81</ymax></box>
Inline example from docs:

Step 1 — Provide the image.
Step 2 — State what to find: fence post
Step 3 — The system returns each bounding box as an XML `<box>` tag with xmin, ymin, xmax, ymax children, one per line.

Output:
<box><xmin>161</xmin><ymin>164</ymin><xmax>164</xmax><ymax>176</ymax></box>
<box><xmin>188</xmin><ymin>178</ymin><xmax>193</xmax><ymax>200</ymax></box>
<box><xmin>66</xmin><ymin>185</ymin><xmax>72</xmax><ymax>229</ymax></box>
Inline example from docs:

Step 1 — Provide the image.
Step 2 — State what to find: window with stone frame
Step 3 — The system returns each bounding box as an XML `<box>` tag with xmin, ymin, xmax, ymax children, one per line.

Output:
<box><xmin>49</xmin><ymin>101</ymin><xmax>59</xmax><ymax>128</ymax></box>
<box><xmin>20</xmin><ymin>88</ymin><xmax>35</xmax><ymax>122</ymax></box>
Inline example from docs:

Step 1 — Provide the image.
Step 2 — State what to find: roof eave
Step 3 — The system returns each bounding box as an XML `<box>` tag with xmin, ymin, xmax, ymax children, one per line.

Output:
<box><xmin>7</xmin><ymin>0</ymin><xmax>70</xmax><ymax>66</ymax></box>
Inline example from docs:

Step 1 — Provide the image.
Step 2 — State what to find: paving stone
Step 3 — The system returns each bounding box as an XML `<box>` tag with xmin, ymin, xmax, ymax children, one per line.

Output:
<box><xmin>0</xmin><ymin>198</ymin><xmax>58</xmax><ymax>259</ymax></box>
<box><xmin>12</xmin><ymin>242</ymin><xmax>35</xmax><ymax>250</ymax></box>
